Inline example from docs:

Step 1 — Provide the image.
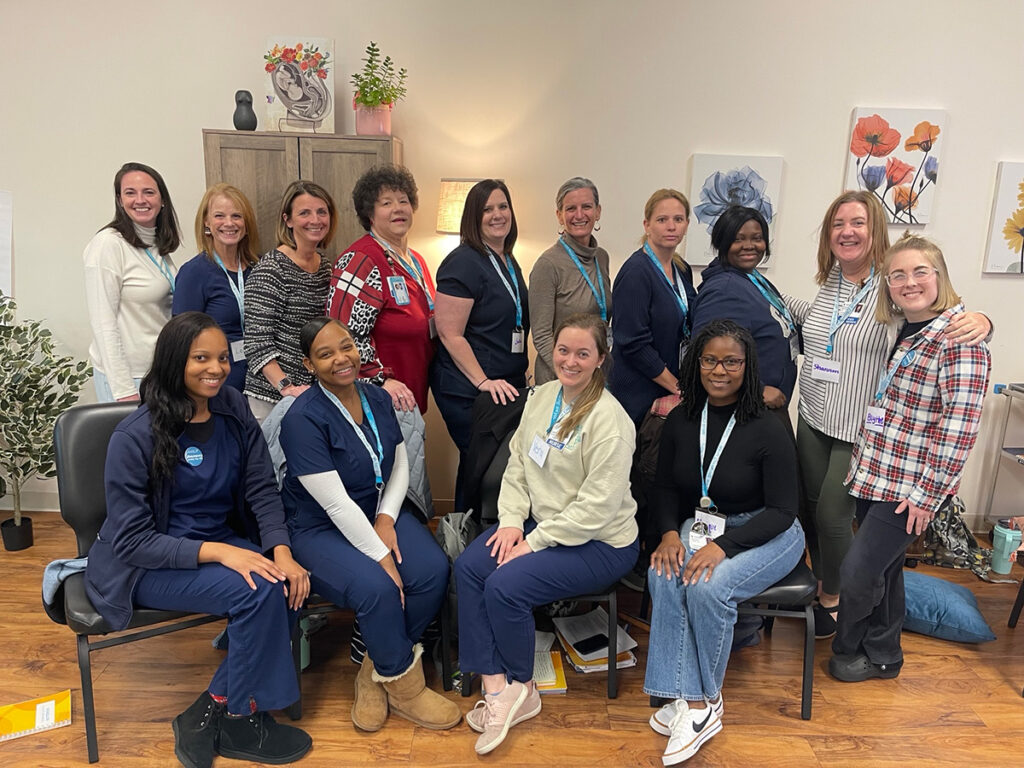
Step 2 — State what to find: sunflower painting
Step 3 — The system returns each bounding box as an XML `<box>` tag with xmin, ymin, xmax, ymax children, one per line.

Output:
<box><xmin>983</xmin><ymin>162</ymin><xmax>1024</xmax><ymax>274</ymax></box>
<box><xmin>844</xmin><ymin>108</ymin><xmax>947</xmax><ymax>225</ymax></box>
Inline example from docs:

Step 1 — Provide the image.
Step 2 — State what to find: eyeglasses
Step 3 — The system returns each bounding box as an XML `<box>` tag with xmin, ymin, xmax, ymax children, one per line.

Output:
<box><xmin>885</xmin><ymin>266</ymin><xmax>937</xmax><ymax>287</ymax></box>
<box><xmin>698</xmin><ymin>356</ymin><xmax>746</xmax><ymax>372</ymax></box>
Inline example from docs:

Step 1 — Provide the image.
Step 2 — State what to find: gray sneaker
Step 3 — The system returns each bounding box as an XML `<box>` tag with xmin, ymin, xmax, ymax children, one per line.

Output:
<box><xmin>472</xmin><ymin>681</ymin><xmax>541</xmax><ymax>754</ymax></box>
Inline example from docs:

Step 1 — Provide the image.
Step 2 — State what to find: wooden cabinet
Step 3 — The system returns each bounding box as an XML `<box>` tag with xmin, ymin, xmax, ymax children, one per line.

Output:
<box><xmin>203</xmin><ymin>130</ymin><xmax>403</xmax><ymax>256</ymax></box>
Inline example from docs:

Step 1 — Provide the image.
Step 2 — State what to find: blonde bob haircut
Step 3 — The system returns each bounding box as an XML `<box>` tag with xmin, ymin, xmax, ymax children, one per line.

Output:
<box><xmin>194</xmin><ymin>183</ymin><xmax>261</xmax><ymax>269</ymax></box>
<box><xmin>815</xmin><ymin>191</ymin><xmax>890</xmax><ymax>285</ymax></box>
<box><xmin>875</xmin><ymin>232</ymin><xmax>961</xmax><ymax>324</ymax></box>
<box><xmin>641</xmin><ymin>188</ymin><xmax>691</xmax><ymax>275</ymax></box>
<box><xmin>275</xmin><ymin>180</ymin><xmax>337</xmax><ymax>250</ymax></box>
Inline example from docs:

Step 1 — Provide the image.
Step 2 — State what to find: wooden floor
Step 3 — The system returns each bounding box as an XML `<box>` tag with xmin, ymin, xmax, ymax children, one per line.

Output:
<box><xmin>3</xmin><ymin>512</ymin><xmax>1024</xmax><ymax>767</ymax></box>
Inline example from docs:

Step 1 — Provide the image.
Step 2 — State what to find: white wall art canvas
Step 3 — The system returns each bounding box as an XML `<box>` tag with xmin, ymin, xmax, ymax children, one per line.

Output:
<box><xmin>844</xmin><ymin>108</ymin><xmax>946</xmax><ymax>225</ymax></box>
<box><xmin>984</xmin><ymin>162</ymin><xmax>1024</xmax><ymax>274</ymax></box>
<box><xmin>687</xmin><ymin>154</ymin><xmax>783</xmax><ymax>266</ymax></box>
<box><xmin>264</xmin><ymin>37</ymin><xmax>335</xmax><ymax>133</ymax></box>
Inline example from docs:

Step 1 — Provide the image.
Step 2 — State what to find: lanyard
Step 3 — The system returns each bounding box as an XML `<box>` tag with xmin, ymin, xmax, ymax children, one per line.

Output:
<box><xmin>643</xmin><ymin>243</ymin><xmax>688</xmax><ymax>320</ymax></box>
<box><xmin>827</xmin><ymin>268</ymin><xmax>873</xmax><ymax>355</ymax></box>
<box><xmin>699</xmin><ymin>402</ymin><xmax>737</xmax><ymax>508</ymax></box>
<box><xmin>485</xmin><ymin>246</ymin><xmax>523</xmax><ymax>328</ymax></box>
<box><xmin>212</xmin><ymin>252</ymin><xmax>245</xmax><ymax>323</ymax></box>
<box><xmin>547</xmin><ymin>387</ymin><xmax>571</xmax><ymax>435</ymax></box>
<box><xmin>144</xmin><ymin>248</ymin><xmax>175</xmax><ymax>293</ymax></box>
<box><xmin>747</xmin><ymin>270</ymin><xmax>793</xmax><ymax>332</ymax></box>
<box><xmin>559</xmin><ymin>237</ymin><xmax>607</xmax><ymax>321</ymax></box>
<box><xmin>319</xmin><ymin>382</ymin><xmax>385</xmax><ymax>488</ymax></box>
<box><xmin>371</xmin><ymin>232</ymin><xmax>434</xmax><ymax>311</ymax></box>
<box><xmin>874</xmin><ymin>342</ymin><xmax>920</xmax><ymax>402</ymax></box>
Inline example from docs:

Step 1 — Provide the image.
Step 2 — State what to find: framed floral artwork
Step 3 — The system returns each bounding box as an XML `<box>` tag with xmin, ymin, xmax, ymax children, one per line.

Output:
<box><xmin>983</xmin><ymin>162</ymin><xmax>1024</xmax><ymax>274</ymax></box>
<box><xmin>844</xmin><ymin>108</ymin><xmax>946</xmax><ymax>225</ymax></box>
<box><xmin>264</xmin><ymin>37</ymin><xmax>335</xmax><ymax>133</ymax></box>
<box><xmin>687</xmin><ymin>154</ymin><xmax>784</xmax><ymax>266</ymax></box>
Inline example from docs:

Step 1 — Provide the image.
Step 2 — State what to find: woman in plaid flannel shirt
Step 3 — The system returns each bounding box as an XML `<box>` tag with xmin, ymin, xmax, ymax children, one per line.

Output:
<box><xmin>829</xmin><ymin>234</ymin><xmax>990</xmax><ymax>683</ymax></box>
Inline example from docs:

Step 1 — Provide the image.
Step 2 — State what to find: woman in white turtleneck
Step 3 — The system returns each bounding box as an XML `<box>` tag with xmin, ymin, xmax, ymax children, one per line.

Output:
<box><xmin>84</xmin><ymin>162</ymin><xmax>182</xmax><ymax>402</ymax></box>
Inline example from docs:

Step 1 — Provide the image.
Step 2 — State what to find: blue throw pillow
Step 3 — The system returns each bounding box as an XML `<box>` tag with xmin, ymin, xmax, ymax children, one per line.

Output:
<box><xmin>903</xmin><ymin>570</ymin><xmax>996</xmax><ymax>643</ymax></box>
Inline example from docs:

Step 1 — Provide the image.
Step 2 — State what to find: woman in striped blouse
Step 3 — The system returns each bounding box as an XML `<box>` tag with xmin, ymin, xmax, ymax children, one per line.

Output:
<box><xmin>784</xmin><ymin>192</ymin><xmax>990</xmax><ymax>638</ymax></box>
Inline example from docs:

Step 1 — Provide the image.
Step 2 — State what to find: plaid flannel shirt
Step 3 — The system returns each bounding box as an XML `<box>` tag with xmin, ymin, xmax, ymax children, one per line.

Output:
<box><xmin>846</xmin><ymin>305</ymin><xmax>990</xmax><ymax>513</ymax></box>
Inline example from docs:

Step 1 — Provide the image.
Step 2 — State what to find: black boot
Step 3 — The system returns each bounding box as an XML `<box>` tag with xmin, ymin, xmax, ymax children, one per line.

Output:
<box><xmin>218</xmin><ymin>710</ymin><xmax>312</xmax><ymax>764</ymax></box>
<box><xmin>172</xmin><ymin>691</ymin><xmax>223</xmax><ymax>768</ymax></box>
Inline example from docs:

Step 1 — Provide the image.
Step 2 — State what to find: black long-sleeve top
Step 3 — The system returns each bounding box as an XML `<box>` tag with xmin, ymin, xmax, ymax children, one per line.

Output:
<box><xmin>652</xmin><ymin>403</ymin><xmax>798</xmax><ymax>557</ymax></box>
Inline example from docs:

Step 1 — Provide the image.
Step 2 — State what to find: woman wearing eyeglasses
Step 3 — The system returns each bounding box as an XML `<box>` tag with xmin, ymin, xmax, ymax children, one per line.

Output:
<box><xmin>828</xmin><ymin>234</ymin><xmax>989</xmax><ymax>683</ymax></box>
<box><xmin>644</xmin><ymin>319</ymin><xmax>803</xmax><ymax>766</ymax></box>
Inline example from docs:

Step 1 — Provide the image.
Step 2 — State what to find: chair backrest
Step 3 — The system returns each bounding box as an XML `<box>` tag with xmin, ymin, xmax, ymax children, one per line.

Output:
<box><xmin>53</xmin><ymin>402</ymin><xmax>138</xmax><ymax>556</ymax></box>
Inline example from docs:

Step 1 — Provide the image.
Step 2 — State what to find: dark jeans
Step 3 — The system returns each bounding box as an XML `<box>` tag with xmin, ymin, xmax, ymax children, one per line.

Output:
<box><xmin>832</xmin><ymin>498</ymin><xmax>917</xmax><ymax>665</ymax></box>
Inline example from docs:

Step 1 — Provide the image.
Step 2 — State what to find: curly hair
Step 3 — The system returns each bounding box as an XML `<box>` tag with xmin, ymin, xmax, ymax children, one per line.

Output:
<box><xmin>351</xmin><ymin>164</ymin><xmax>419</xmax><ymax>232</ymax></box>
<box><xmin>677</xmin><ymin>319</ymin><xmax>764</xmax><ymax>424</ymax></box>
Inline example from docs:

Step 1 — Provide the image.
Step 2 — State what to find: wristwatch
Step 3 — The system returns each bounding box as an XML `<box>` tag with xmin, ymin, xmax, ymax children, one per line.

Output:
<box><xmin>276</xmin><ymin>377</ymin><xmax>293</xmax><ymax>392</ymax></box>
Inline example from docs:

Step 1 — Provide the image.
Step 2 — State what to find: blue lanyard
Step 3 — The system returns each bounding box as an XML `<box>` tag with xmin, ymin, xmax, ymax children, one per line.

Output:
<box><xmin>319</xmin><ymin>382</ymin><xmax>385</xmax><ymax>487</ymax></box>
<box><xmin>643</xmin><ymin>243</ymin><xmax>688</xmax><ymax>319</ymax></box>
<box><xmin>874</xmin><ymin>344</ymin><xmax>919</xmax><ymax>402</ymax></box>
<box><xmin>212</xmin><ymin>252</ymin><xmax>245</xmax><ymax>324</ymax></box>
<box><xmin>485</xmin><ymin>246</ymin><xmax>523</xmax><ymax>328</ymax></box>
<box><xmin>747</xmin><ymin>270</ymin><xmax>793</xmax><ymax>332</ymax></box>
<box><xmin>699</xmin><ymin>403</ymin><xmax>737</xmax><ymax>507</ymax></box>
<box><xmin>547</xmin><ymin>387</ymin><xmax>571</xmax><ymax>435</ymax></box>
<box><xmin>827</xmin><ymin>268</ymin><xmax>873</xmax><ymax>355</ymax></box>
<box><xmin>370</xmin><ymin>232</ymin><xmax>434</xmax><ymax>311</ymax></box>
<box><xmin>144</xmin><ymin>248</ymin><xmax>175</xmax><ymax>293</ymax></box>
<box><xmin>558</xmin><ymin>237</ymin><xmax>607</xmax><ymax>321</ymax></box>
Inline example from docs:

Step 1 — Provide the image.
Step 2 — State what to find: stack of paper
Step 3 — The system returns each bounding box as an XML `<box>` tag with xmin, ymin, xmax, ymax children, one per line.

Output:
<box><xmin>533</xmin><ymin>650</ymin><xmax>568</xmax><ymax>694</ymax></box>
<box><xmin>552</xmin><ymin>607</ymin><xmax>638</xmax><ymax>673</ymax></box>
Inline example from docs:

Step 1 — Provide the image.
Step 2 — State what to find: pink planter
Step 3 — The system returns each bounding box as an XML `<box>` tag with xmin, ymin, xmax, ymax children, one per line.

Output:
<box><xmin>354</xmin><ymin>103</ymin><xmax>392</xmax><ymax>135</ymax></box>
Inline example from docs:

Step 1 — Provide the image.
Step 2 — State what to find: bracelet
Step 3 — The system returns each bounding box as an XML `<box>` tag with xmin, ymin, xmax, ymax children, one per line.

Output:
<box><xmin>475</xmin><ymin>376</ymin><xmax>488</xmax><ymax>389</ymax></box>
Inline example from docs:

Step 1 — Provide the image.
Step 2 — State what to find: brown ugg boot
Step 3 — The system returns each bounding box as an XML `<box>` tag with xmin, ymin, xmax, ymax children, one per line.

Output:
<box><xmin>371</xmin><ymin>644</ymin><xmax>461</xmax><ymax>730</ymax></box>
<box><xmin>352</xmin><ymin>653</ymin><xmax>388</xmax><ymax>731</ymax></box>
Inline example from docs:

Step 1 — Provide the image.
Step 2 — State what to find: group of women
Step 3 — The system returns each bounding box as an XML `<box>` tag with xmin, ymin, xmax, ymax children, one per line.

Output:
<box><xmin>82</xmin><ymin>161</ymin><xmax>992</xmax><ymax>765</ymax></box>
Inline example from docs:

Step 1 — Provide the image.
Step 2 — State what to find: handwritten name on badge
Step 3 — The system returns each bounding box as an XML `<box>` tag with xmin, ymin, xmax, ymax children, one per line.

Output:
<box><xmin>865</xmin><ymin>406</ymin><xmax>885</xmax><ymax>433</ymax></box>
<box><xmin>810</xmin><ymin>358</ymin><xmax>841</xmax><ymax>383</ymax></box>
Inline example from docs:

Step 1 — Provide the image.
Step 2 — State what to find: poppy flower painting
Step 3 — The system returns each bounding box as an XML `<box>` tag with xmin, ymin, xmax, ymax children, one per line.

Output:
<box><xmin>263</xmin><ymin>36</ymin><xmax>335</xmax><ymax>133</ymax></box>
<box><xmin>984</xmin><ymin>162</ymin><xmax>1024</xmax><ymax>274</ymax></box>
<box><xmin>844</xmin><ymin>108</ymin><xmax>947</xmax><ymax>225</ymax></box>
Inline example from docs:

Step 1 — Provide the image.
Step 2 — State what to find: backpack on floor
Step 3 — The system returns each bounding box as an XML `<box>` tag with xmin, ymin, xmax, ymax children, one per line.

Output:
<box><xmin>920</xmin><ymin>495</ymin><xmax>994</xmax><ymax>579</ymax></box>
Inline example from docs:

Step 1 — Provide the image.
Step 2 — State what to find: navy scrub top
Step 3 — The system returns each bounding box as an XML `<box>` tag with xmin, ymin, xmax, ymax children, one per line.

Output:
<box><xmin>167</xmin><ymin>415</ymin><xmax>241</xmax><ymax>541</ymax></box>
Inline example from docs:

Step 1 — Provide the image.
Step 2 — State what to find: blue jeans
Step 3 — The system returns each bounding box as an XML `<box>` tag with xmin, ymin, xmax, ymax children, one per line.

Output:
<box><xmin>643</xmin><ymin>512</ymin><xmax>805</xmax><ymax>701</ymax></box>
<box><xmin>93</xmin><ymin>369</ymin><xmax>142</xmax><ymax>402</ymax></box>
<box><xmin>456</xmin><ymin>520</ymin><xmax>638</xmax><ymax>683</ymax></box>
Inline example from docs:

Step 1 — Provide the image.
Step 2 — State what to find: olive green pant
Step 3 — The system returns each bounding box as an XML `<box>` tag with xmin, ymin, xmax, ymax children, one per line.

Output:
<box><xmin>796</xmin><ymin>415</ymin><xmax>855</xmax><ymax>595</ymax></box>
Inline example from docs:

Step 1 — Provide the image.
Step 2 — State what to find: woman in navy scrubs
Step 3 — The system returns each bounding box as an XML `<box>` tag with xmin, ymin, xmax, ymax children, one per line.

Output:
<box><xmin>84</xmin><ymin>312</ymin><xmax>312</xmax><ymax>768</ymax></box>
<box><xmin>279</xmin><ymin>317</ymin><xmax>460</xmax><ymax>733</ymax></box>
<box><xmin>173</xmin><ymin>184</ymin><xmax>260</xmax><ymax>391</ymax></box>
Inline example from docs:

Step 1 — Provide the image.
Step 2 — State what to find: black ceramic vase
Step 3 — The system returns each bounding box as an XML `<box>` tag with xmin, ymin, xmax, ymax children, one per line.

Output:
<box><xmin>233</xmin><ymin>90</ymin><xmax>257</xmax><ymax>131</ymax></box>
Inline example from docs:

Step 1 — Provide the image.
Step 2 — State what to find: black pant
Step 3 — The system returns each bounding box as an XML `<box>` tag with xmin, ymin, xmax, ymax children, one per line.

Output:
<box><xmin>832</xmin><ymin>498</ymin><xmax>917</xmax><ymax>665</ymax></box>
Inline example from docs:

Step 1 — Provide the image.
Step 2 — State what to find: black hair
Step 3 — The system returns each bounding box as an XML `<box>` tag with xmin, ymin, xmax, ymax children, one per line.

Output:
<box><xmin>678</xmin><ymin>319</ymin><xmax>765</xmax><ymax>424</ymax></box>
<box><xmin>105</xmin><ymin>162</ymin><xmax>181</xmax><ymax>256</ymax></box>
<box><xmin>352</xmin><ymin>165</ymin><xmax>419</xmax><ymax>231</ymax></box>
<box><xmin>299</xmin><ymin>316</ymin><xmax>352</xmax><ymax>358</ymax></box>
<box><xmin>139</xmin><ymin>312</ymin><xmax>222</xmax><ymax>483</ymax></box>
<box><xmin>460</xmin><ymin>179</ymin><xmax>518</xmax><ymax>256</ymax></box>
<box><xmin>709</xmin><ymin>205</ymin><xmax>770</xmax><ymax>267</ymax></box>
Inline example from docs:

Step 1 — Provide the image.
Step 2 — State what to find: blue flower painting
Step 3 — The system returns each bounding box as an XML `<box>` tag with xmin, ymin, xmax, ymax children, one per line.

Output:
<box><xmin>694</xmin><ymin>166</ymin><xmax>775</xmax><ymax>233</ymax></box>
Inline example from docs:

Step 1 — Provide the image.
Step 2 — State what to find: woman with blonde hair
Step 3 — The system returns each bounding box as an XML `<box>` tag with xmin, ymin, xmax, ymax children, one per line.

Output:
<box><xmin>173</xmin><ymin>183</ymin><xmax>260</xmax><ymax>391</ymax></box>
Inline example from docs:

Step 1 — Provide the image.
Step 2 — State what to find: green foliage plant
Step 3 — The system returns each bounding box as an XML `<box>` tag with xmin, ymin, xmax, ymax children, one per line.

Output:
<box><xmin>351</xmin><ymin>41</ymin><xmax>408</xmax><ymax>108</ymax></box>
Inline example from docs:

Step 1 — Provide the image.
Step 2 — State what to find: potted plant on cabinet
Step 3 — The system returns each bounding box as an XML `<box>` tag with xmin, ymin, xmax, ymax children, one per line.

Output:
<box><xmin>350</xmin><ymin>40</ymin><xmax>407</xmax><ymax>136</ymax></box>
<box><xmin>0</xmin><ymin>292</ymin><xmax>91</xmax><ymax>550</ymax></box>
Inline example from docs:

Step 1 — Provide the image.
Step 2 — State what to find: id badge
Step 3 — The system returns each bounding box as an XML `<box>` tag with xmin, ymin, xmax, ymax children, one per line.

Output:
<box><xmin>546</xmin><ymin>436</ymin><xmax>565</xmax><ymax>451</ymax></box>
<box><xmin>695</xmin><ymin>508</ymin><xmax>727</xmax><ymax>540</ymax></box>
<box><xmin>529</xmin><ymin>434</ymin><xmax>550</xmax><ymax>467</ymax></box>
<box><xmin>387</xmin><ymin>275</ymin><xmax>411</xmax><ymax>306</ymax></box>
<box><xmin>428</xmin><ymin>315</ymin><xmax>438</xmax><ymax>339</ymax></box>
<box><xmin>845</xmin><ymin>304</ymin><xmax>862</xmax><ymax>324</ymax></box>
<box><xmin>865</xmin><ymin>405</ymin><xmax>886</xmax><ymax>433</ymax></box>
<box><xmin>688</xmin><ymin>519</ymin><xmax>711</xmax><ymax>551</ymax></box>
<box><xmin>810</xmin><ymin>357</ymin><xmax>840</xmax><ymax>383</ymax></box>
<box><xmin>511</xmin><ymin>329</ymin><xmax>525</xmax><ymax>354</ymax></box>
<box><xmin>230</xmin><ymin>338</ymin><xmax>246</xmax><ymax>361</ymax></box>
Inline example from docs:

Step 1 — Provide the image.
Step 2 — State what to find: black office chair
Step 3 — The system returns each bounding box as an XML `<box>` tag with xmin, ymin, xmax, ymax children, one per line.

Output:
<box><xmin>48</xmin><ymin>402</ymin><xmax>225</xmax><ymax>763</ymax></box>
<box><xmin>1007</xmin><ymin>562</ymin><xmax>1024</xmax><ymax>697</ymax></box>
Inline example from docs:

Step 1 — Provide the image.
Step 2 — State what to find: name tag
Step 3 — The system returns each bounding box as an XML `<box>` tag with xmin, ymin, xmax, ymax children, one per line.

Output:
<box><xmin>546</xmin><ymin>436</ymin><xmax>565</xmax><ymax>451</ymax></box>
<box><xmin>387</xmin><ymin>275</ymin><xmax>410</xmax><ymax>306</ymax></box>
<box><xmin>865</xmin><ymin>405</ymin><xmax>886</xmax><ymax>433</ymax></box>
<box><xmin>695</xmin><ymin>508</ymin><xmax>727</xmax><ymax>539</ymax></box>
<box><xmin>511</xmin><ymin>329</ymin><xmax>525</xmax><ymax>354</ymax></box>
<box><xmin>529</xmin><ymin>434</ymin><xmax>550</xmax><ymax>467</ymax></box>
<box><xmin>810</xmin><ymin>357</ymin><xmax>840</xmax><ymax>383</ymax></box>
<box><xmin>230</xmin><ymin>338</ymin><xmax>246</xmax><ymax>361</ymax></box>
<box><xmin>845</xmin><ymin>304</ymin><xmax>863</xmax><ymax>324</ymax></box>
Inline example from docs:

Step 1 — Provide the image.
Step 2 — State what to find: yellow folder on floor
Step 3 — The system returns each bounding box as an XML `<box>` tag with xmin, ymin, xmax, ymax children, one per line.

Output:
<box><xmin>0</xmin><ymin>689</ymin><xmax>71</xmax><ymax>741</ymax></box>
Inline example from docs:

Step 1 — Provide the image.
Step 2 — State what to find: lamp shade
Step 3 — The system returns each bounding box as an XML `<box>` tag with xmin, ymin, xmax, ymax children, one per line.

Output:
<box><xmin>436</xmin><ymin>178</ymin><xmax>482</xmax><ymax>234</ymax></box>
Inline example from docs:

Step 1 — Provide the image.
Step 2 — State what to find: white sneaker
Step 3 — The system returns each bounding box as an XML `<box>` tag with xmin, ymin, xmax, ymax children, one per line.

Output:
<box><xmin>661</xmin><ymin>701</ymin><xmax>722</xmax><ymax>766</ymax></box>
<box><xmin>650</xmin><ymin>695</ymin><xmax>723</xmax><ymax>736</ymax></box>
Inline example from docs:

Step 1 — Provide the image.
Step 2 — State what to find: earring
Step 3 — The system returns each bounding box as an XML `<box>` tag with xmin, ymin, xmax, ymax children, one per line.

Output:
<box><xmin>594</xmin><ymin>223</ymin><xmax>601</xmax><ymax>232</ymax></box>
<box><xmin>558</xmin><ymin>228</ymin><xmax>565</xmax><ymax>236</ymax></box>
<box><xmin>204</xmin><ymin>227</ymin><xmax>212</xmax><ymax>235</ymax></box>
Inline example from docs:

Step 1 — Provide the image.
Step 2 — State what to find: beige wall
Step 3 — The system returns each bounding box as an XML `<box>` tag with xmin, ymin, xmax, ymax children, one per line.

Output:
<box><xmin>3</xmin><ymin>1</ymin><xmax>1024</xmax><ymax>523</ymax></box>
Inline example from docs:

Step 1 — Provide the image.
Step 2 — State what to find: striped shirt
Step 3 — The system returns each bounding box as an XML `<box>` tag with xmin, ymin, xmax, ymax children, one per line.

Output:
<box><xmin>243</xmin><ymin>249</ymin><xmax>332</xmax><ymax>403</ymax></box>
<box><xmin>846</xmin><ymin>305</ymin><xmax>990</xmax><ymax>513</ymax></box>
<box><xmin>786</xmin><ymin>266</ymin><xmax>888</xmax><ymax>443</ymax></box>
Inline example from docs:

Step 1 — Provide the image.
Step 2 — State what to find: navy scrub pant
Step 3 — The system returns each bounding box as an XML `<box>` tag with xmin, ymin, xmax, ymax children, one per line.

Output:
<box><xmin>289</xmin><ymin>509</ymin><xmax>448</xmax><ymax>677</ymax></box>
<box><xmin>455</xmin><ymin>520</ymin><xmax>638</xmax><ymax>683</ymax></box>
<box><xmin>134</xmin><ymin>535</ymin><xmax>299</xmax><ymax>715</ymax></box>
<box><xmin>832</xmin><ymin>498</ymin><xmax>918</xmax><ymax>665</ymax></box>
